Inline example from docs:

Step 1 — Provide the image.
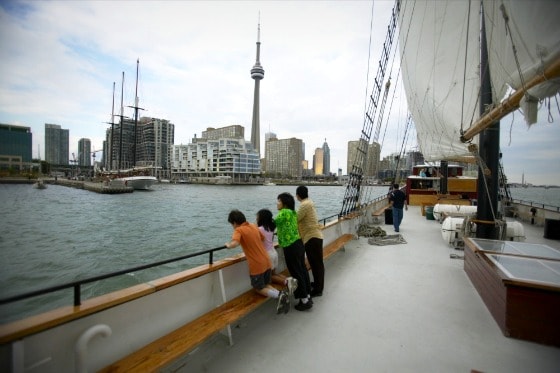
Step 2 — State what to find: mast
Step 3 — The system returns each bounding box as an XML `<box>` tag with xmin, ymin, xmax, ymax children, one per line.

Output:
<box><xmin>107</xmin><ymin>82</ymin><xmax>116</xmax><ymax>171</ymax></box>
<box><xmin>128</xmin><ymin>58</ymin><xmax>145</xmax><ymax>168</ymax></box>
<box><xmin>476</xmin><ymin>4</ymin><xmax>500</xmax><ymax>239</ymax></box>
<box><xmin>118</xmin><ymin>72</ymin><xmax>125</xmax><ymax>171</ymax></box>
<box><xmin>340</xmin><ymin>0</ymin><xmax>401</xmax><ymax>217</ymax></box>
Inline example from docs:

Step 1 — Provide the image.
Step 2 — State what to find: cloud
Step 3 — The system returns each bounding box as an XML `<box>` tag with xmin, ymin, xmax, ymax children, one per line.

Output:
<box><xmin>0</xmin><ymin>1</ymin><xmax>558</xmax><ymax>184</ymax></box>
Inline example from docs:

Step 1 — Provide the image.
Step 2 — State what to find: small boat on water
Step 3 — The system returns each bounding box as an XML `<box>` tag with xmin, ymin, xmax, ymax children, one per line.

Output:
<box><xmin>32</xmin><ymin>180</ymin><xmax>47</xmax><ymax>189</ymax></box>
<box><xmin>114</xmin><ymin>175</ymin><xmax>157</xmax><ymax>190</ymax></box>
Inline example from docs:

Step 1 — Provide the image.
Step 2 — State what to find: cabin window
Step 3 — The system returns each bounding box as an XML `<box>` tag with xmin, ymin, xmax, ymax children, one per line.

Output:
<box><xmin>410</xmin><ymin>178</ymin><xmax>439</xmax><ymax>190</ymax></box>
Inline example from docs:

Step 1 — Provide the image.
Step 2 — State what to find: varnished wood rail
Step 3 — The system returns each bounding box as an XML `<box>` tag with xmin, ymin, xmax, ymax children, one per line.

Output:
<box><xmin>100</xmin><ymin>233</ymin><xmax>355</xmax><ymax>372</ymax></box>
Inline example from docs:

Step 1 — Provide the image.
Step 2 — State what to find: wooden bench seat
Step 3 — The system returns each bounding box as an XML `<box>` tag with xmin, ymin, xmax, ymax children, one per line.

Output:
<box><xmin>371</xmin><ymin>204</ymin><xmax>391</xmax><ymax>224</ymax></box>
<box><xmin>100</xmin><ymin>233</ymin><xmax>355</xmax><ymax>372</ymax></box>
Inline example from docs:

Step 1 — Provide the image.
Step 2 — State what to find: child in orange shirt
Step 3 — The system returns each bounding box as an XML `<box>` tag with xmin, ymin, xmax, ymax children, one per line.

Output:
<box><xmin>226</xmin><ymin>209</ymin><xmax>289</xmax><ymax>314</ymax></box>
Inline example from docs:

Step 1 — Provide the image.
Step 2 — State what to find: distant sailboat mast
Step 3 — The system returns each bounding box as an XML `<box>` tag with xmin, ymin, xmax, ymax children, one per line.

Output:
<box><xmin>118</xmin><ymin>72</ymin><xmax>125</xmax><ymax>171</ymax></box>
<box><xmin>106</xmin><ymin>82</ymin><xmax>116</xmax><ymax>171</ymax></box>
<box><xmin>128</xmin><ymin>58</ymin><xmax>145</xmax><ymax>168</ymax></box>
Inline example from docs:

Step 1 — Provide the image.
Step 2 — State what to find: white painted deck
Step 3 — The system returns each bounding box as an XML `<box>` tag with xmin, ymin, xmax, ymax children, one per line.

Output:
<box><xmin>167</xmin><ymin>205</ymin><xmax>560</xmax><ymax>373</ymax></box>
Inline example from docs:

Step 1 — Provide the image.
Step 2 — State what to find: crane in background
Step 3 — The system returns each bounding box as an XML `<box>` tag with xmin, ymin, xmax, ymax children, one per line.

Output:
<box><xmin>70</xmin><ymin>153</ymin><xmax>78</xmax><ymax>179</ymax></box>
<box><xmin>91</xmin><ymin>148</ymin><xmax>102</xmax><ymax>164</ymax></box>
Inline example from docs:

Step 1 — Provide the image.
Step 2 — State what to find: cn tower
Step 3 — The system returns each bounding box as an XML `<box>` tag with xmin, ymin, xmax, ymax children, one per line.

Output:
<box><xmin>250</xmin><ymin>22</ymin><xmax>264</xmax><ymax>156</ymax></box>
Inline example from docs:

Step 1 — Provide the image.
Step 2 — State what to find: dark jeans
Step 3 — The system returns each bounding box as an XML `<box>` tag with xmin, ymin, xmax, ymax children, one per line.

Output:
<box><xmin>283</xmin><ymin>239</ymin><xmax>311</xmax><ymax>299</ymax></box>
<box><xmin>393</xmin><ymin>207</ymin><xmax>404</xmax><ymax>231</ymax></box>
<box><xmin>304</xmin><ymin>237</ymin><xmax>324</xmax><ymax>293</ymax></box>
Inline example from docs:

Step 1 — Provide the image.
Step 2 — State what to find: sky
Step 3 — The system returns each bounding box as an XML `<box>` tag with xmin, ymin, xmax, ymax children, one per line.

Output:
<box><xmin>0</xmin><ymin>0</ymin><xmax>558</xmax><ymax>185</ymax></box>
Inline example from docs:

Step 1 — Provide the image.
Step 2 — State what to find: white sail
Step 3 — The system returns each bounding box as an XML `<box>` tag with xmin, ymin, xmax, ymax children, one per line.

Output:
<box><xmin>398</xmin><ymin>0</ymin><xmax>560</xmax><ymax>161</ymax></box>
<box><xmin>484</xmin><ymin>1</ymin><xmax>560</xmax><ymax>106</ymax></box>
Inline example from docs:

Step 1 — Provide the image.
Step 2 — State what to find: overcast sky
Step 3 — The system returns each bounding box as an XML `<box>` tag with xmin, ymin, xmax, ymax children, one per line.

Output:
<box><xmin>1</xmin><ymin>0</ymin><xmax>558</xmax><ymax>185</ymax></box>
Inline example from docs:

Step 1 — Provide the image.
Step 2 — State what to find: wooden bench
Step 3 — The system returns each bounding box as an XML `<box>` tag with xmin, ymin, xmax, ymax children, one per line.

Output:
<box><xmin>100</xmin><ymin>233</ymin><xmax>355</xmax><ymax>372</ymax></box>
<box><xmin>371</xmin><ymin>204</ymin><xmax>391</xmax><ymax>224</ymax></box>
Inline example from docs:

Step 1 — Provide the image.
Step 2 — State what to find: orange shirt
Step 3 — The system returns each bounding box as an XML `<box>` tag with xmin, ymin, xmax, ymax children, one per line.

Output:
<box><xmin>232</xmin><ymin>222</ymin><xmax>272</xmax><ymax>275</ymax></box>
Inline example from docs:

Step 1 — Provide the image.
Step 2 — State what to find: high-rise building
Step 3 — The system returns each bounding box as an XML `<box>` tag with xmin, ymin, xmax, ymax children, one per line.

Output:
<box><xmin>313</xmin><ymin>148</ymin><xmax>324</xmax><ymax>175</ymax></box>
<box><xmin>347</xmin><ymin>140</ymin><xmax>380</xmax><ymax>178</ymax></box>
<box><xmin>137</xmin><ymin>117</ymin><xmax>175</xmax><ymax>179</ymax></box>
<box><xmin>45</xmin><ymin>123</ymin><xmax>69</xmax><ymax>165</ymax></box>
<box><xmin>105</xmin><ymin>117</ymin><xmax>174</xmax><ymax>177</ymax></box>
<box><xmin>78</xmin><ymin>138</ymin><xmax>91</xmax><ymax>166</ymax></box>
<box><xmin>0</xmin><ymin>124</ymin><xmax>32</xmax><ymax>172</ymax></box>
<box><xmin>106</xmin><ymin>119</ymin><xmax>135</xmax><ymax>170</ymax></box>
<box><xmin>322</xmin><ymin>139</ymin><xmax>330</xmax><ymax>175</ymax></box>
<box><xmin>312</xmin><ymin>139</ymin><xmax>331</xmax><ymax>176</ymax></box>
<box><xmin>250</xmin><ymin>22</ymin><xmax>265</xmax><ymax>156</ymax></box>
<box><xmin>265</xmin><ymin>137</ymin><xmax>303</xmax><ymax>179</ymax></box>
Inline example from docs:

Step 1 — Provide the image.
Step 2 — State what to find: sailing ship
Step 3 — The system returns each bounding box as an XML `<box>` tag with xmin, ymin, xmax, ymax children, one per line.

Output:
<box><xmin>108</xmin><ymin>60</ymin><xmax>157</xmax><ymax>191</ymax></box>
<box><xmin>1</xmin><ymin>1</ymin><xmax>559</xmax><ymax>371</ymax></box>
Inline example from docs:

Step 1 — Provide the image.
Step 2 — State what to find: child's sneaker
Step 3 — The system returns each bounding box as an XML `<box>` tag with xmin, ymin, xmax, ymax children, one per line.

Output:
<box><xmin>276</xmin><ymin>291</ymin><xmax>289</xmax><ymax>314</ymax></box>
<box><xmin>286</xmin><ymin>277</ymin><xmax>298</xmax><ymax>297</ymax></box>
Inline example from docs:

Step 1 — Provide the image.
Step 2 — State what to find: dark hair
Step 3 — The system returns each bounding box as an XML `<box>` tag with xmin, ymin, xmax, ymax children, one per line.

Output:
<box><xmin>256</xmin><ymin>209</ymin><xmax>276</xmax><ymax>232</ymax></box>
<box><xmin>296</xmin><ymin>185</ymin><xmax>308</xmax><ymax>199</ymax></box>
<box><xmin>393</xmin><ymin>183</ymin><xmax>399</xmax><ymax>189</ymax></box>
<box><xmin>228</xmin><ymin>209</ymin><xmax>246</xmax><ymax>225</ymax></box>
<box><xmin>277</xmin><ymin>192</ymin><xmax>295</xmax><ymax>210</ymax></box>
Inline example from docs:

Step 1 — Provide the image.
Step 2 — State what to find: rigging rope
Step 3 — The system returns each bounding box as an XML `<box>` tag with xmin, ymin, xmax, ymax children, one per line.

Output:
<box><xmin>460</xmin><ymin>0</ymin><xmax>472</xmax><ymax>134</ymax></box>
<box><xmin>499</xmin><ymin>4</ymin><xmax>529</xmax><ymax>100</ymax></box>
<box><xmin>339</xmin><ymin>0</ymin><xmax>401</xmax><ymax>217</ymax></box>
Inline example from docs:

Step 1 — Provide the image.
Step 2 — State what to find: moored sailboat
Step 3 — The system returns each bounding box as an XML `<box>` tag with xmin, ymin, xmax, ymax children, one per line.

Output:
<box><xmin>110</xmin><ymin>59</ymin><xmax>157</xmax><ymax>191</ymax></box>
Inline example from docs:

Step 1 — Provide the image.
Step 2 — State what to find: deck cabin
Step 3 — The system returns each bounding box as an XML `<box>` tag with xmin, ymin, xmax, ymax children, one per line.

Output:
<box><xmin>406</xmin><ymin>164</ymin><xmax>477</xmax><ymax>206</ymax></box>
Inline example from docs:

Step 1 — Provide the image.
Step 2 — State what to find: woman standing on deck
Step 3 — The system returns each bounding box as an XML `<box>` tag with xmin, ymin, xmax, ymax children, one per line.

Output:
<box><xmin>274</xmin><ymin>193</ymin><xmax>313</xmax><ymax>311</ymax></box>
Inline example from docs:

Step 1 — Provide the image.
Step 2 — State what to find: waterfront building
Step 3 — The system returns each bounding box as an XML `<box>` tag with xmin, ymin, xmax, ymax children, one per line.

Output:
<box><xmin>45</xmin><ymin>123</ymin><xmax>69</xmax><ymax>166</ymax></box>
<box><xmin>0</xmin><ymin>123</ymin><xmax>32</xmax><ymax>173</ymax></box>
<box><xmin>250</xmin><ymin>22</ymin><xmax>265</xmax><ymax>156</ymax></box>
<box><xmin>265</xmin><ymin>137</ymin><xmax>304</xmax><ymax>179</ymax></box>
<box><xmin>171</xmin><ymin>125</ymin><xmax>260</xmax><ymax>182</ymax></box>
<box><xmin>78</xmin><ymin>138</ymin><xmax>91</xmax><ymax>167</ymax></box>
<box><xmin>136</xmin><ymin>117</ymin><xmax>174</xmax><ymax>179</ymax></box>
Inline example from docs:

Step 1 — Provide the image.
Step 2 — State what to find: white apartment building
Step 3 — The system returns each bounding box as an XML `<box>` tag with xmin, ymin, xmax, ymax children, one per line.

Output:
<box><xmin>171</xmin><ymin>137</ymin><xmax>260</xmax><ymax>182</ymax></box>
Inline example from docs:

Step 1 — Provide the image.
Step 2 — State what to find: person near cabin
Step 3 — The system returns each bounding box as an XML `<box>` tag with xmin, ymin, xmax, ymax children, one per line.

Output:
<box><xmin>388</xmin><ymin>183</ymin><xmax>408</xmax><ymax>232</ymax></box>
<box><xmin>296</xmin><ymin>185</ymin><xmax>325</xmax><ymax>297</ymax></box>
<box><xmin>419</xmin><ymin>168</ymin><xmax>427</xmax><ymax>177</ymax></box>
<box><xmin>225</xmin><ymin>209</ymin><xmax>290</xmax><ymax>314</ymax></box>
<box><xmin>274</xmin><ymin>192</ymin><xmax>313</xmax><ymax>311</ymax></box>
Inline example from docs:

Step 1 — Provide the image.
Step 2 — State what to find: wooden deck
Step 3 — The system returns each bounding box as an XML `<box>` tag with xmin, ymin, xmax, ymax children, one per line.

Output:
<box><xmin>168</xmin><ymin>205</ymin><xmax>560</xmax><ymax>373</ymax></box>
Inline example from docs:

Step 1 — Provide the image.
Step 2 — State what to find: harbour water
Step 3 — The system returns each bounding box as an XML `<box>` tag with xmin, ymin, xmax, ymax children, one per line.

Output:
<box><xmin>0</xmin><ymin>183</ymin><xmax>384</xmax><ymax>323</ymax></box>
<box><xmin>0</xmin><ymin>183</ymin><xmax>558</xmax><ymax>323</ymax></box>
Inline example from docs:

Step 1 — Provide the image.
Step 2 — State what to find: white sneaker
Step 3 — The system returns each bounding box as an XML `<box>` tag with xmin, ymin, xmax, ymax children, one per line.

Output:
<box><xmin>286</xmin><ymin>277</ymin><xmax>298</xmax><ymax>297</ymax></box>
<box><xmin>276</xmin><ymin>291</ymin><xmax>289</xmax><ymax>314</ymax></box>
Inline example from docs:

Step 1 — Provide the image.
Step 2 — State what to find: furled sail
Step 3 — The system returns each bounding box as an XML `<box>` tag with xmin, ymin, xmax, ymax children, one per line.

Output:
<box><xmin>398</xmin><ymin>0</ymin><xmax>560</xmax><ymax>161</ymax></box>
